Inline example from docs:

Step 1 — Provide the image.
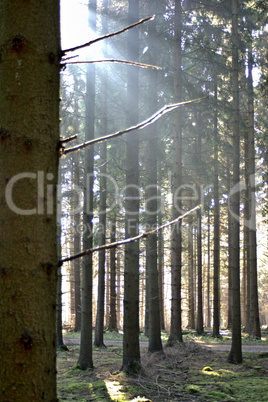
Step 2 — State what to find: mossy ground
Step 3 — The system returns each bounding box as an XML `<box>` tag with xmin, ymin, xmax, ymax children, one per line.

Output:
<box><xmin>57</xmin><ymin>331</ymin><xmax>268</xmax><ymax>401</ymax></box>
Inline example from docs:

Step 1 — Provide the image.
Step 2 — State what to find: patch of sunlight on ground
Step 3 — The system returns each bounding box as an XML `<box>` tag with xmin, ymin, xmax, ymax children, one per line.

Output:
<box><xmin>104</xmin><ymin>380</ymin><xmax>151</xmax><ymax>402</ymax></box>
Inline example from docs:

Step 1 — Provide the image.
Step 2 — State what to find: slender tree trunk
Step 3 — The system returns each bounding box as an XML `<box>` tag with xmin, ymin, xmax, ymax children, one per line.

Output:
<box><xmin>246</xmin><ymin>39</ymin><xmax>261</xmax><ymax>339</ymax></box>
<box><xmin>94</xmin><ymin>141</ymin><xmax>107</xmax><ymax>346</ymax></box>
<box><xmin>158</xmin><ymin>211</ymin><xmax>165</xmax><ymax>330</ymax></box>
<box><xmin>168</xmin><ymin>0</ymin><xmax>183</xmax><ymax>345</ymax></box>
<box><xmin>196</xmin><ymin>206</ymin><xmax>203</xmax><ymax>334</ymax></box>
<box><xmin>213</xmin><ymin>78</ymin><xmax>220</xmax><ymax>337</ymax></box>
<box><xmin>57</xmin><ymin>212</ymin><xmax>68</xmax><ymax>350</ymax></box>
<box><xmin>145</xmin><ymin>0</ymin><xmax>162</xmax><ymax>354</ymax></box>
<box><xmin>188</xmin><ymin>219</ymin><xmax>195</xmax><ymax>329</ymax></box>
<box><xmin>108</xmin><ymin>218</ymin><xmax>118</xmax><ymax>331</ymax></box>
<box><xmin>196</xmin><ymin>116</ymin><xmax>203</xmax><ymax>335</ymax></box>
<box><xmin>228</xmin><ymin>0</ymin><xmax>242</xmax><ymax>363</ymax></box>
<box><xmin>94</xmin><ymin>9</ymin><xmax>108</xmax><ymax>343</ymax></box>
<box><xmin>227</xmin><ymin>158</ymin><xmax>233</xmax><ymax>329</ymax></box>
<box><xmin>57</xmin><ymin>162</ymin><xmax>68</xmax><ymax>350</ymax></box>
<box><xmin>77</xmin><ymin>0</ymin><xmax>96</xmax><ymax>370</ymax></box>
<box><xmin>122</xmin><ymin>0</ymin><xmax>141</xmax><ymax>374</ymax></box>
<box><xmin>207</xmin><ymin>210</ymin><xmax>211</xmax><ymax>329</ymax></box>
<box><xmin>72</xmin><ymin>83</ymin><xmax>82</xmax><ymax>331</ymax></box>
<box><xmin>0</xmin><ymin>1</ymin><xmax>60</xmax><ymax>399</ymax></box>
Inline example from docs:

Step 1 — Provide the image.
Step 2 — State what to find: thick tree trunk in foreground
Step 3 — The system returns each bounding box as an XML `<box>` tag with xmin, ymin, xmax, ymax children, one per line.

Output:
<box><xmin>0</xmin><ymin>1</ymin><xmax>60</xmax><ymax>400</ymax></box>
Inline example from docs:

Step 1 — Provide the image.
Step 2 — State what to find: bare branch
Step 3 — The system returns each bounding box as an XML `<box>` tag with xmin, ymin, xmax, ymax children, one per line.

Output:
<box><xmin>61</xmin><ymin>15</ymin><xmax>155</xmax><ymax>55</ymax></box>
<box><xmin>64</xmin><ymin>59</ymin><xmax>162</xmax><ymax>70</ymax></box>
<box><xmin>59</xmin><ymin>204</ymin><xmax>202</xmax><ymax>265</ymax></box>
<box><xmin>63</xmin><ymin>96</ymin><xmax>208</xmax><ymax>155</ymax></box>
<box><xmin>60</xmin><ymin>134</ymin><xmax>78</xmax><ymax>144</ymax></box>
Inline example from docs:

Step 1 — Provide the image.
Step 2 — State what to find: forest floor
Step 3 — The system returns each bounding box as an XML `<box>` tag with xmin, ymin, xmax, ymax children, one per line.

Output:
<box><xmin>57</xmin><ymin>331</ymin><xmax>268</xmax><ymax>401</ymax></box>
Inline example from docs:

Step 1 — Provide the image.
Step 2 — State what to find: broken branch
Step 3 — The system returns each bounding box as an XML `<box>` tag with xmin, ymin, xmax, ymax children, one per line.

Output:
<box><xmin>59</xmin><ymin>204</ymin><xmax>202</xmax><ymax>265</ymax></box>
<box><xmin>63</xmin><ymin>96</ymin><xmax>208</xmax><ymax>155</ymax></box>
<box><xmin>62</xmin><ymin>15</ymin><xmax>154</xmax><ymax>55</ymax></box>
<box><xmin>60</xmin><ymin>134</ymin><xmax>78</xmax><ymax>144</ymax></box>
<box><xmin>64</xmin><ymin>59</ymin><xmax>162</xmax><ymax>70</ymax></box>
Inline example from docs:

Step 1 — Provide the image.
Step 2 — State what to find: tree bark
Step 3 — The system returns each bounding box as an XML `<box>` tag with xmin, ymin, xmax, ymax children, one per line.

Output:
<box><xmin>145</xmin><ymin>0</ymin><xmax>163</xmax><ymax>355</ymax></box>
<box><xmin>246</xmin><ymin>38</ymin><xmax>261</xmax><ymax>339</ymax></box>
<box><xmin>228</xmin><ymin>0</ymin><xmax>242</xmax><ymax>364</ymax></box>
<box><xmin>77</xmin><ymin>0</ymin><xmax>96</xmax><ymax>370</ymax></box>
<box><xmin>122</xmin><ymin>0</ymin><xmax>141</xmax><ymax>374</ymax></box>
<box><xmin>213</xmin><ymin>78</ymin><xmax>220</xmax><ymax>337</ymax></box>
<box><xmin>187</xmin><ymin>219</ymin><xmax>195</xmax><ymax>329</ymax></box>
<box><xmin>168</xmin><ymin>0</ymin><xmax>183</xmax><ymax>345</ymax></box>
<box><xmin>108</xmin><ymin>217</ymin><xmax>118</xmax><ymax>331</ymax></box>
<box><xmin>94</xmin><ymin>2</ymin><xmax>108</xmax><ymax>344</ymax></box>
<box><xmin>0</xmin><ymin>1</ymin><xmax>60</xmax><ymax>399</ymax></box>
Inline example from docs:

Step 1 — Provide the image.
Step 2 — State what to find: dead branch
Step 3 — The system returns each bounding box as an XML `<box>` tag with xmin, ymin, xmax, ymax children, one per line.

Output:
<box><xmin>59</xmin><ymin>204</ymin><xmax>201</xmax><ymax>265</ymax></box>
<box><xmin>61</xmin><ymin>15</ymin><xmax>154</xmax><ymax>55</ymax></box>
<box><xmin>63</xmin><ymin>96</ymin><xmax>208</xmax><ymax>155</ymax></box>
<box><xmin>60</xmin><ymin>134</ymin><xmax>78</xmax><ymax>144</ymax></box>
<box><xmin>64</xmin><ymin>59</ymin><xmax>162</xmax><ymax>70</ymax></box>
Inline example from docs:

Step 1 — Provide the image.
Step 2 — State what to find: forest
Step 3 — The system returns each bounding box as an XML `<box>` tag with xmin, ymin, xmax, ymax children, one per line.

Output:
<box><xmin>0</xmin><ymin>0</ymin><xmax>267</xmax><ymax>400</ymax></box>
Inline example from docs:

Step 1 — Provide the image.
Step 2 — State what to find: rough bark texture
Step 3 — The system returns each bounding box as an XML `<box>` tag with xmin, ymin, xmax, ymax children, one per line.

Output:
<box><xmin>0</xmin><ymin>1</ymin><xmax>60</xmax><ymax>400</ymax></box>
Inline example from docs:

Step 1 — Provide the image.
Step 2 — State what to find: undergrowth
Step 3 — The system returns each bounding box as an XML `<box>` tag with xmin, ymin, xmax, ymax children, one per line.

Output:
<box><xmin>57</xmin><ymin>337</ymin><xmax>268</xmax><ymax>401</ymax></box>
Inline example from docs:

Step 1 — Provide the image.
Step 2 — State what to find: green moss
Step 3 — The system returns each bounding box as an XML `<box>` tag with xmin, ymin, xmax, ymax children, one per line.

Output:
<box><xmin>66</xmin><ymin>382</ymin><xmax>89</xmax><ymax>393</ymax></box>
<box><xmin>201</xmin><ymin>366</ymin><xmax>220</xmax><ymax>376</ymax></box>
<box><xmin>186</xmin><ymin>384</ymin><xmax>200</xmax><ymax>394</ymax></box>
<box><xmin>206</xmin><ymin>391</ymin><xmax>235</xmax><ymax>401</ymax></box>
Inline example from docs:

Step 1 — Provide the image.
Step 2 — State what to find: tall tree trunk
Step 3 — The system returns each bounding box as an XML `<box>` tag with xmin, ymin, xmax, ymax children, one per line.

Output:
<box><xmin>228</xmin><ymin>0</ymin><xmax>242</xmax><ymax>364</ymax></box>
<box><xmin>158</xmin><ymin>211</ymin><xmax>165</xmax><ymax>330</ymax></box>
<box><xmin>246</xmin><ymin>38</ymin><xmax>261</xmax><ymax>339</ymax></box>
<box><xmin>213</xmin><ymin>78</ymin><xmax>220</xmax><ymax>337</ymax></box>
<box><xmin>56</xmin><ymin>203</ymin><xmax>68</xmax><ymax>350</ymax></box>
<box><xmin>94</xmin><ymin>1</ymin><xmax>108</xmax><ymax>344</ymax></box>
<box><xmin>168</xmin><ymin>0</ymin><xmax>183</xmax><ymax>345</ymax></box>
<box><xmin>227</xmin><ymin>158</ymin><xmax>233</xmax><ymax>329</ymax></box>
<box><xmin>207</xmin><ymin>210</ymin><xmax>211</xmax><ymax>329</ymax></box>
<box><xmin>196</xmin><ymin>116</ymin><xmax>203</xmax><ymax>335</ymax></box>
<box><xmin>72</xmin><ymin>83</ymin><xmax>82</xmax><ymax>331</ymax></box>
<box><xmin>57</xmin><ymin>163</ymin><xmax>68</xmax><ymax>350</ymax></box>
<box><xmin>108</xmin><ymin>217</ymin><xmax>118</xmax><ymax>331</ymax></box>
<box><xmin>196</xmin><ymin>206</ymin><xmax>203</xmax><ymax>334</ymax></box>
<box><xmin>187</xmin><ymin>219</ymin><xmax>195</xmax><ymax>329</ymax></box>
<box><xmin>145</xmin><ymin>0</ymin><xmax>163</xmax><ymax>354</ymax></box>
<box><xmin>0</xmin><ymin>1</ymin><xmax>60</xmax><ymax>399</ymax></box>
<box><xmin>122</xmin><ymin>0</ymin><xmax>141</xmax><ymax>374</ymax></box>
<box><xmin>94</xmin><ymin>140</ymin><xmax>107</xmax><ymax>347</ymax></box>
<box><xmin>77</xmin><ymin>0</ymin><xmax>96</xmax><ymax>370</ymax></box>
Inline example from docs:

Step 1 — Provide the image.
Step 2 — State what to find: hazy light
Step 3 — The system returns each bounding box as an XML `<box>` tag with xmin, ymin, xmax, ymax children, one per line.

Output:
<box><xmin>61</xmin><ymin>0</ymin><xmax>104</xmax><ymax>59</ymax></box>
